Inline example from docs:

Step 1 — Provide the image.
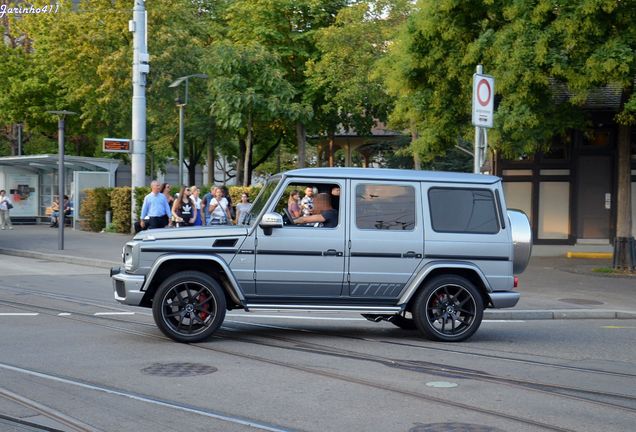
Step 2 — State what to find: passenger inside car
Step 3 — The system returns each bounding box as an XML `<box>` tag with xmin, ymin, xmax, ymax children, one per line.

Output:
<box><xmin>293</xmin><ymin>193</ymin><xmax>338</xmax><ymax>228</ymax></box>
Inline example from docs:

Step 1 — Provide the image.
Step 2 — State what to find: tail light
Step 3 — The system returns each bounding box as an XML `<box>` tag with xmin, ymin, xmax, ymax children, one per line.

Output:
<box><xmin>514</xmin><ymin>276</ymin><xmax>519</xmax><ymax>288</ymax></box>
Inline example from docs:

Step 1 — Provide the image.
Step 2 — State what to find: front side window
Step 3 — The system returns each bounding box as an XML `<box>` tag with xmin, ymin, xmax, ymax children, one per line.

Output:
<box><xmin>246</xmin><ymin>177</ymin><xmax>280</xmax><ymax>225</ymax></box>
<box><xmin>428</xmin><ymin>188</ymin><xmax>499</xmax><ymax>234</ymax></box>
<box><xmin>355</xmin><ymin>184</ymin><xmax>416</xmax><ymax>230</ymax></box>
<box><xmin>274</xmin><ymin>181</ymin><xmax>341</xmax><ymax>228</ymax></box>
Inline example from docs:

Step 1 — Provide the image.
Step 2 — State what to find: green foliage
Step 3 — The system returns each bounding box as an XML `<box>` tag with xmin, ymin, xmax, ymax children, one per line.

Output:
<box><xmin>307</xmin><ymin>1</ymin><xmax>411</xmax><ymax>135</ymax></box>
<box><xmin>134</xmin><ymin>187</ymin><xmax>151</xmax><ymax>219</ymax></box>
<box><xmin>227</xmin><ymin>186</ymin><xmax>261</xmax><ymax>206</ymax></box>
<box><xmin>110</xmin><ymin>187</ymin><xmax>131</xmax><ymax>234</ymax></box>
<box><xmin>79</xmin><ymin>187</ymin><xmax>113</xmax><ymax>232</ymax></box>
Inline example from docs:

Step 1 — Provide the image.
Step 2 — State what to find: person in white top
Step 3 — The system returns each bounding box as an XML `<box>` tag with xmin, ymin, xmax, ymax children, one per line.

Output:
<box><xmin>190</xmin><ymin>185</ymin><xmax>203</xmax><ymax>226</ymax></box>
<box><xmin>0</xmin><ymin>190</ymin><xmax>13</xmax><ymax>230</ymax></box>
<box><xmin>208</xmin><ymin>187</ymin><xmax>233</xmax><ymax>225</ymax></box>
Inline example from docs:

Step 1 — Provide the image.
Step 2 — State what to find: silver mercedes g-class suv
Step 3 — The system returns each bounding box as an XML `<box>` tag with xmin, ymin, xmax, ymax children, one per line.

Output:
<box><xmin>111</xmin><ymin>168</ymin><xmax>531</xmax><ymax>343</ymax></box>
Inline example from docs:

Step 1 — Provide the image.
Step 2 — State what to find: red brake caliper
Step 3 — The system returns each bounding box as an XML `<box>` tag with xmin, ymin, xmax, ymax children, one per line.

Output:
<box><xmin>197</xmin><ymin>293</ymin><xmax>209</xmax><ymax>320</ymax></box>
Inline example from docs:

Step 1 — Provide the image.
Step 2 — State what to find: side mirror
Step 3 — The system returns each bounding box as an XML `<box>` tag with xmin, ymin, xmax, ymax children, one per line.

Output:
<box><xmin>259</xmin><ymin>212</ymin><xmax>283</xmax><ymax>236</ymax></box>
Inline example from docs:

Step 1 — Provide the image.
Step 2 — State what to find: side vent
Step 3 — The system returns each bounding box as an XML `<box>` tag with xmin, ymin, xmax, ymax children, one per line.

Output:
<box><xmin>213</xmin><ymin>238</ymin><xmax>238</xmax><ymax>248</ymax></box>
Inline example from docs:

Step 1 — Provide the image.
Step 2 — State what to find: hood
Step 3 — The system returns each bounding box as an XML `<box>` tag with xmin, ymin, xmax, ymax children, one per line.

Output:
<box><xmin>134</xmin><ymin>225</ymin><xmax>249</xmax><ymax>241</ymax></box>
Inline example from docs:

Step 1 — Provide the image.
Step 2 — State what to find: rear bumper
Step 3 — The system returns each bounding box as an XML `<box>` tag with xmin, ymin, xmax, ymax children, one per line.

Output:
<box><xmin>488</xmin><ymin>291</ymin><xmax>520</xmax><ymax>308</ymax></box>
<box><xmin>111</xmin><ymin>267</ymin><xmax>145</xmax><ymax>306</ymax></box>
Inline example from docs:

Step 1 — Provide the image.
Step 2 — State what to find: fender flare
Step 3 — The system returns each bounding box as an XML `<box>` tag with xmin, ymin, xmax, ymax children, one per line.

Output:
<box><xmin>397</xmin><ymin>261</ymin><xmax>492</xmax><ymax>306</ymax></box>
<box><xmin>142</xmin><ymin>253</ymin><xmax>246</xmax><ymax>306</ymax></box>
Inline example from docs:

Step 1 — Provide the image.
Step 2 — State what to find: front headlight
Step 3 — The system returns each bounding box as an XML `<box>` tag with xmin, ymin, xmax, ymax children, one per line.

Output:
<box><xmin>123</xmin><ymin>244</ymin><xmax>134</xmax><ymax>270</ymax></box>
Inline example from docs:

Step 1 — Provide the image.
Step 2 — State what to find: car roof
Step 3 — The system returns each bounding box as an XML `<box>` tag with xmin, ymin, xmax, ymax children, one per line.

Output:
<box><xmin>283</xmin><ymin>167</ymin><xmax>500</xmax><ymax>184</ymax></box>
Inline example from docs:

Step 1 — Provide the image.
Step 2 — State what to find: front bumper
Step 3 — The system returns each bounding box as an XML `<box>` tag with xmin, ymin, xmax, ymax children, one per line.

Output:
<box><xmin>488</xmin><ymin>291</ymin><xmax>520</xmax><ymax>308</ymax></box>
<box><xmin>111</xmin><ymin>266</ymin><xmax>146</xmax><ymax>306</ymax></box>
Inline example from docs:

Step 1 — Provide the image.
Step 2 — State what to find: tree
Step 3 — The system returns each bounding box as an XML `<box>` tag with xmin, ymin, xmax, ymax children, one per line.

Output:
<box><xmin>223</xmin><ymin>0</ymin><xmax>347</xmax><ymax>168</ymax></box>
<box><xmin>385</xmin><ymin>0</ymin><xmax>636</xmax><ymax>267</ymax></box>
<box><xmin>202</xmin><ymin>41</ymin><xmax>297</xmax><ymax>185</ymax></box>
<box><xmin>306</xmin><ymin>1</ymin><xmax>411</xmax><ymax>166</ymax></box>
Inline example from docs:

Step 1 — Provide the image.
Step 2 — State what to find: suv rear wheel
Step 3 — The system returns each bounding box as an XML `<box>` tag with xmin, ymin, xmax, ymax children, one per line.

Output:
<box><xmin>152</xmin><ymin>271</ymin><xmax>227</xmax><ymax>343</ymax></box>
<box><xmin>413</xmin><ymin>275</ymin><xmax>483</xmax><ymax>342</ymax></box>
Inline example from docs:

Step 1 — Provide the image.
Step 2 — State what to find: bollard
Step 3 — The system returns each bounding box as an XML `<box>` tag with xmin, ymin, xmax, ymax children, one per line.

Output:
<box><xmin>105</xmin><ymin>210</ymin><xmax>112</xmax><ymax>227</ymax></box>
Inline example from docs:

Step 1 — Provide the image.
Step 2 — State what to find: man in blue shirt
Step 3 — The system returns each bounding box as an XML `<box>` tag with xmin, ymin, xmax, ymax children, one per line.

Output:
<box><xmin>140</xmin><ymin>180</ymin><xmax>172</xmax><ymax>229</ymax></box>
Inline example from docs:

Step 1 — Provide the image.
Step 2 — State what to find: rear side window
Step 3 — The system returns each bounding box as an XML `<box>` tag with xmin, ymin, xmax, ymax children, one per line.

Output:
<box><xmin>356</xmin><ymin>184</ymin><xmax>416</xmax><ymax>230</ymax></box>
<box><xmin>428</xmin><ymin>188</ymin><xmax>499</xmax><ymax>234</ymax></box>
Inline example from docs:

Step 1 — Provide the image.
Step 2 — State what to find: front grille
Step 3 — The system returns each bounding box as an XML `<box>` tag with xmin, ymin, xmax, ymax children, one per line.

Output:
<box><xmin>115</xmin><ymin>280</ymin><xmax>126</xmax><ymax>298</ymax></box>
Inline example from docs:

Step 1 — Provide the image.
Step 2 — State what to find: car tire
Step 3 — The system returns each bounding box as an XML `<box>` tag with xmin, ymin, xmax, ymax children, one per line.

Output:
<box><xmin>152</xmin><ymin>271</ymin><xmax>226</xmax><ymax>343</ymax></box>
<box><xmin>412</xmin><ymin>275</ymin><xmax>483</xmax><ymax>342</ymax></box>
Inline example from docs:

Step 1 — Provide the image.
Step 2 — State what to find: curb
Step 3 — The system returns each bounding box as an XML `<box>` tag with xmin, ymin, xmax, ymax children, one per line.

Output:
<box><xmin>566</xmin><ymin>251</ymin><xmax>613</xmax><ymax>259</ymax></box>
<box><xmin>0</xmin><ymin>247</ymin><xmax>119</xmax><ymax>269</ymax></box>
<box><xmin>485</xmin><ymin>309</ymin><xmax>636</xmax><ymax>320</ymax></box>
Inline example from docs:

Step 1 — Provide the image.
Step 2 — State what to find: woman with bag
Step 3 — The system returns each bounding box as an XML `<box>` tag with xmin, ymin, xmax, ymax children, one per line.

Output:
<box><xmin>0</xmin><ymin>190</ymin><xmax>13</xmax><ymax>230</ymax></box>
<box><xmin>208</xmin><ymin>187</ymin><xmax>233</xmax><ymax>225</ymax></box>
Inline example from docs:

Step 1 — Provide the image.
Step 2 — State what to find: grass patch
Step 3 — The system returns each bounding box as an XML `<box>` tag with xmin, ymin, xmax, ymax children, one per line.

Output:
<box><xmin>593</xmin><ymin>267</ymin><xmax>635</xmax><ymax>275</ymax></box>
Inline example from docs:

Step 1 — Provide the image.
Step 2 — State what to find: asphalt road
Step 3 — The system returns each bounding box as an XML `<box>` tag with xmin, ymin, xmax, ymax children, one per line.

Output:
<box><xmin>0</xmin><ymin>256</ymin><xmax>635</xmax><ymax>432</ymax></box>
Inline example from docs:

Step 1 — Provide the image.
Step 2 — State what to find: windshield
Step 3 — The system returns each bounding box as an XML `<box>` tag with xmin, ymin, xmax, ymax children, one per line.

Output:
<box><xmin>244</xmin><ymin>177</ymin><xmax>280</xmax><ymax>225</ymax></box>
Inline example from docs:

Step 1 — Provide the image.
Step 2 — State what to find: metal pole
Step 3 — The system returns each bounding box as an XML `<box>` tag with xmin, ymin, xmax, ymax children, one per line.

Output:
<box><xmin>131</xmin><ymin>0</ymin><xmax>149</xmax><ymax>230</ymax></box>
<box><xmin>178</xmin><ymin>104</ymin><xmax>184</xmax><ymax>187</ymax></box>
<box><xmin>58</xmin><ymin>117</ymin><xmax>65</xmax><ymax>250</ymax></box>
<box><xmin>473</xmin><ymin>64</ymin><xmax>484</xmax><ymax>173</ymax></box>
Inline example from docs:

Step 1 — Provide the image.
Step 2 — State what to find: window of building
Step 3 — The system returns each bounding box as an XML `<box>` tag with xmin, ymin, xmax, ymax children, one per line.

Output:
<box><xmin>538</xmin><ymin>182</ymin><xmax>570</xmax><ymax>239</ymax></box>
<box><xmin>428</xmin><ymin>188</ymin><xmax>499</xmax><ymax>234</ymax></box>
<box><xmin>355</xmin><ymin>184</ymin><xmax>416</xmax><ymax>230</ymax></box>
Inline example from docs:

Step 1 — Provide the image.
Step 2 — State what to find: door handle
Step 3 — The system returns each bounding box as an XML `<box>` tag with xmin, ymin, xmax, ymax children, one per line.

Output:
<box><xmin>323</xmin><ymin>249</ymin><xmax>342</xmax><ymax>257</ymax></box>
<box><xmin>403</xmin><ymin>251</ymin><xmax>422</xmax><ymax>258</ymax></box>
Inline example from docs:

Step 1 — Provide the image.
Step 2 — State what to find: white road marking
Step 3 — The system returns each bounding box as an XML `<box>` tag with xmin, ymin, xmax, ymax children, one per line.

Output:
<box><xmin>0</xmin><ymin>313</ymin><xmax>39</xmax><ymax>316</ymax></box>
<box><xmin>58</xmin><ymin>313</ymin><xmax>71</xmax><ymax>316</ymax></box>
<box><xmin>0</xmin><ymin>362</ymin><xmax>292</xmax><ymax>432</ymax></box>
<box><xmin>94</xmin><ymin>312</ymin><xmax>135</xmax><ymax>316</ymax></box>
<box><xmin>483</xmin><ymin>320</ymin><xmax>525</xmax><ymax>323</ymax></box>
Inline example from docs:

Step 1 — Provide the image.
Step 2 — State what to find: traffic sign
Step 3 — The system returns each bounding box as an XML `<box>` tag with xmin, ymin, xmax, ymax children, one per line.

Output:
<box><xmin>472</xmin><ymin>73</ymin><xmax>495</xmax><ymax>128</ymax></box>
<box><xmin>103</xmin><ymin>138</ymin><xmax>131</xmax><ymax>153</ymax></box>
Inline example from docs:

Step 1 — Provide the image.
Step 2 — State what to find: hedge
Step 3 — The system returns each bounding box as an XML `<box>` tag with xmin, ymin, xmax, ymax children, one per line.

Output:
<box><xmin>111</xmin><ymin>187</ymin><xmax>131</xmax><ymax>233</ymax></box>
<box><xmin>79</xmin><ymin>187</ymin><xmax>112</xmax><ymax>232</ymax></box>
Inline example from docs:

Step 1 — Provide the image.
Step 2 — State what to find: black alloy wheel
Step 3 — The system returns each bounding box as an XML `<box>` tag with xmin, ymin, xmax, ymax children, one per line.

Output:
<box><xmin>413</xmin><ymin>275</ymin><xmax>483</xmax><ymax>342</ymax></box>
<box><xmin>152</xmin><ymin>271</ymin><xmax>226</xmax><ymax>343</ymax></box>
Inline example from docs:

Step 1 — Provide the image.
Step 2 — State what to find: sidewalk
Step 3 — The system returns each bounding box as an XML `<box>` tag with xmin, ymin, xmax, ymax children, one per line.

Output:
<box><xmin>1</xmin><ymin>225</ymin><xmax>635</xmax><ymax>320</ymax></box>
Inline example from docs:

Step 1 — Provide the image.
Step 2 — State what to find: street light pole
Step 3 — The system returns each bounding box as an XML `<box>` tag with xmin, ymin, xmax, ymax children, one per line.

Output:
<box><xmin>130</xmin><ymin>0</ymin><xmax>150</xmax><ymax>231</ymax></box>
<box><xmin>169</xmin><ymin>74</ymin><xmax>207</xmax><ymax>187</ymax></box>
<box><xmin>47</xmin><ymin>110</ymin><xmax>77</xmax><ymax>250</ymax></box>
<box><xmin>178</xmin><ymin>101</ymin><xmax>184</xmax><ymax>187</ymax></box>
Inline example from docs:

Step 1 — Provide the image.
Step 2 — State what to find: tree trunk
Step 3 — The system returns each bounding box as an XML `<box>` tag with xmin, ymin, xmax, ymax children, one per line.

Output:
<box><xmin>236</xmin><ymin>136</ymin><xmax>246</xmax><ymax>186</ymax></box>
<box><xmin>296</xmin><ymin>122</ymin><xmax>306</xmax><ymax>168</ymax></box>
<box><xmin>207</xmin><ymin>118</ymin><xmax>215</xmax><ymax>186</ymax></box>
<box><xmin>328</xmin><ymin>129</ymin><xmax>335</xmax><ymax>167</ymax></box>
<box><xmin>613</xmin><ymin>124</ymin><xmax>634</xmax><ymax>270</ymax></box>
<box><xmin>411</xmin><ymin>120</ymin><xmax>421</xmax><ymax>170</ymax></box>
<box><xmin>243</xmin><ymin>112</ymin><xmax>253</xmax><ymax>186</ymax></box>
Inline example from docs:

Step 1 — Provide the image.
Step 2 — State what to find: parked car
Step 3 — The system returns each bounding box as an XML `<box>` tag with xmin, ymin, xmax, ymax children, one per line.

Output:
<box><xmin>111</xmin><ymin>168</ymin><xmax>531</xmax><ymax>343</ymax></box>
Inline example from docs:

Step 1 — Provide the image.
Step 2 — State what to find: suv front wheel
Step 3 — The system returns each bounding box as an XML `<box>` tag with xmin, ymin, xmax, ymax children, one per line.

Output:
<box><xmin>152</xmin><ymin>271</ymin><xmax>227</xmax><ymax>343</ymax></box>
<box><xmin>413</xmin><ymin>275</ymin><xmax>483</xmax><ymax>342</ymax></box>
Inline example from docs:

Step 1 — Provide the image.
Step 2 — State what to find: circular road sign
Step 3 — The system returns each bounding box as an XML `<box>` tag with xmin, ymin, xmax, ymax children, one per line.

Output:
<box><xmin>477</xmin><ymin>79</ymin><xmax>492</xmax><ymax>107</ymax></box>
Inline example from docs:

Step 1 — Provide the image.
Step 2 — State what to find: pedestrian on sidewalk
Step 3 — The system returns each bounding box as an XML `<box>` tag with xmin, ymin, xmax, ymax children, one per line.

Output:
<box><xmin>208</xmin><ymin>187</ymin><xmax>233</xmax><ymax>225</ymax></box>
<box><xmin>190</xmin><ymin>185</ymin><xmax>203</xmax><ymax>226</ymax></box>
<box><xmin>171</xmin><ymin>186</ymin><xmax>197</xmax><ymax>228</ymax></box>
<box><xmin>0</xmin><ymin>190</ymin><xmax>13</xmax><ymax>230</ymax></box>
<box><xmin>139</xmin><ymin>180</ymin><xmax>172</xmax><ymax>230</ymax></box>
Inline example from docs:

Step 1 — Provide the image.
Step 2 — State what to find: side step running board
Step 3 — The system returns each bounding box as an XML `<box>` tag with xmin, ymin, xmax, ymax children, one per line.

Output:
<box><xmin>245</xmin><ymin>304</ymin><xmax>403</xmax><ymax>314</ymax></box>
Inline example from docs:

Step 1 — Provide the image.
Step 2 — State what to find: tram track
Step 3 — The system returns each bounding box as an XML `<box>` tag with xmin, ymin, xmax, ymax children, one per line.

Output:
<box><xmin>2</xmin><ymin>296</ymin><xmax>636</xmax><ymax>431</ymax></box>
